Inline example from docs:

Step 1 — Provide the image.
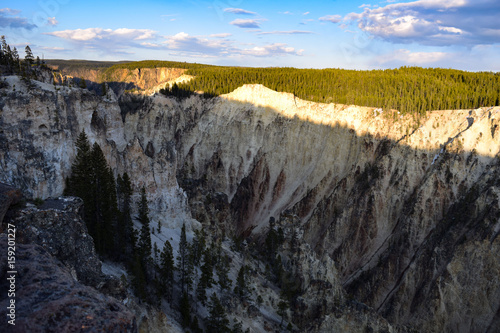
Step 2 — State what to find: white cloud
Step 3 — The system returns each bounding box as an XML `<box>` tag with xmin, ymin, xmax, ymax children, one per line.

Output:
<box><xmin>45</xmin><ymin>28</ymin><xmax>158</xmax><ymax>54</ymax></box>
<box><xmin>257</xmin><ymin>30</ymin><xmax>314</xmax><ymax>35</ymax></box>
<box><xmin>224</xmin><ymin>8</ymin><xmax>257</xmax><ymax>15</ymax></box>
<box><xmin>230</xmin><ymin>19</ymin><xmax>262</xmax><ymax>29</ymax></box>
<box><xmin>161</xmin><ymin>32</ymin><xmax>233</xmax><ymax>55</ymax></box>
<box><xmin>0</xmin><ymin>8</ymin><xmax>20</xmax><ymax>15</ymax></box>
<box><xmin>241</xmin><ymin>43</ymin><xmax>303</xmax><ymax>57</ymax></box>
<box><xmin>300</xmin><ymin>19</ymin><xmax>315</xmax><ymax>25</ymax></box>
<box><xmin>158</xmin><ymin>33</ymin><xmax>303</xmax><ymax>58</ymax></box>
<box><xmin>47</xmin><ymin>17</ymin><xmax>58</xmax><ymax>26</ymax></box>
<box><xmin>378</xmin><ymin>49</ymin><xmax>448</xmax><ymax>65</ymax></box>
<box><xmin>46</xmin><ymin>27</ymin><xmax>304</xmax><ymax>60</ymax></box>
<box><xmin>47</xmin><ymin>28</ymin><xmax>156</xmax><ymax>41</ymax></box>
<box><xmin>303</xmin><ymin>12</ymin><xmax>310</xmax><ymax>16</ymax></box>
<box><xmin>0</xmin><ymin>7</ymin><xmax>37</xmax><ymax>30</ymax></box>
<box><xmin>40</xmin><ymin>46</ymin><xmax>66</xmax><ymax>51</ymax></box>
<box><xmin>319</xmin><ymin>15</ymin><xmax>342</xmax><ymax>23</ymax></box>
<box><xmin>345</xmin><ymin>0</ymin><xmax>500</xmax><ymax>46</ymax></box>
<box><xmin>210</xmin><ymin>33</ymin><xmax>232</xmax><ymax>38</ymax></box>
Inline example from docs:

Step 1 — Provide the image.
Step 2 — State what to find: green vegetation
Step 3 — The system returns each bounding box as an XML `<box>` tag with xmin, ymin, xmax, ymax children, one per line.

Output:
<box><xmin>206</xmin><ymin>293</ymin><xmax>230</xmax><ymax>333</ymax></box>
<box><xmin>1</xmin><ymin>36</ymin><xmax>47</xmax><ymax>87</ymax></box>
<box><xmin>137</xmin><ymin>187</ymin><xmax>152</xmax><ymax>263</ymax></box>
<box><xmin>64</xmin><ymin>131</ymin><xmax>121</xmax><ymax>256</ymax></box>
<box><xmin>178</xmin><ymin>66</ymin><xmax>500</xmax><ymax>115</ymax></box>
<box><xmin>234</xmin><ymin>266</ymin><xmax>248</xmax><ymax>299</ymax></box>
<box><xmin>159</xmin><ymin>240</ymin><xmax>175</xmax><ymax>302</ymax></box>
<box><xmin>64</xmin><ymin>131</ymin><xmax>155</xmax><ymax>302</ymax></box>
<box><xmin>178</xmin><ymin>223</ymin><xmax>194</xmax><ymax>293</ymax></box>
<box><xmin>104</xmin><ymin>59</ymin><xmax>211</xmax><ymax>73</ymax></box>
<box><xmin>103</xmin><ymin>59</ymin><xmax>500</xmax><ymax>115</ymax></box>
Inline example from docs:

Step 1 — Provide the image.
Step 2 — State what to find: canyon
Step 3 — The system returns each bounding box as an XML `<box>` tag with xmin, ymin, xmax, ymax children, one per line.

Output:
<box><xmin>1</xmin><ymin>70</ymin><xmax>499</xmax><ymax>332</ymax></box>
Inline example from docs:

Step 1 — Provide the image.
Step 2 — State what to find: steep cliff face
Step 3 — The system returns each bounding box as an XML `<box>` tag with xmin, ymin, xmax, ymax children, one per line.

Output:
<box><xmin>0</xmin><ymin>75</ymin><xmax>192</xmax><ymax>227</ymax></box>
<box><xmin>104</xmin><ymin>67</ymin><xmax>187</xmax><ymax>90</ymax></box>
<box><xmin>0</xmin><ymin>197</ymin><xmax>136</xmax><ymax>332</ymax></box>
<box><xmin>165</xmin><ymin>85</ymin><xmax>500</xmax><ymax>331</ymax></box>
<box><xmin>2</xmin><ymin>75</ymin><xmax>499</xmax><ymax>331</ymax></box>
<box><xmin>50</xmin><ymin>65</ymin><xmax>188</xmax><ymax>96</ymax></box>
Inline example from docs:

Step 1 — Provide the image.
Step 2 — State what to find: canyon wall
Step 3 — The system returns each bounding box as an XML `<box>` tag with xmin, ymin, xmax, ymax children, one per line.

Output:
<box><xmin>1</xmin><ymin>77</ymin><xmax>499</xmax><ymax>331</ymax></box>
<box><xmin>49</xmin><ymin>65</ymin><xmax>188</xmax><ymax>96</ymax></box>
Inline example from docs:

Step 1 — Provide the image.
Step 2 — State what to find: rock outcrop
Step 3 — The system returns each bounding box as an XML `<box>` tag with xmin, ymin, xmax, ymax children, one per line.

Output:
<box><xmin>14</xmin><ymin>197</ymin><xmax>104</xmax><ymax>286</ymax></box>
<box><xmin>0</xmin><ymin>234</ymin><xmax>136</xmax><ymax>332</ymax></box>
<box><xmin>0</xmin><ymin>193</ymin><xmax>136</xmax><ymax>332</ymax></box>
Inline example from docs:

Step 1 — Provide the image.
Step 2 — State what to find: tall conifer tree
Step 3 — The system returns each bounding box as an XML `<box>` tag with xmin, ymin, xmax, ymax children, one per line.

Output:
<box><xmin>177</xmin><ymin>223</ymin><xmax>193</xmax><ymax>293</ymax></box>
<box><xmin>116</xmin><ymin>172</ymin><xmax>136</xmax><ymax>258</ymax></box>
<box><xmin>207</xmin><ymin>293</ymin><xmax>230</xmax><ymax>333</ymax></box>
<box><xmin>160</xmin><ymin>240</ymin><xmax>175</xmax><ymax>301</ymax></box>
<box><xmin>137</xmin><ymin>186</ymin><xmax>152</xmax><ymax>264</ymax></box>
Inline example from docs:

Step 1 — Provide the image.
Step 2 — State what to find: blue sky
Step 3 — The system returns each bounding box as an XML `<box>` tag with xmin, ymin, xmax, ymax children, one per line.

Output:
<box><xmin>1</xmin><ymin>0</ymin><xmax>499</xmax><ymax>71</ymax></box>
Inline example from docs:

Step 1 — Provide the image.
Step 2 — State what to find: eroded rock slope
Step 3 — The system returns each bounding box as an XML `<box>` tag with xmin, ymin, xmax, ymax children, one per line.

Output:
<box><xmin>1</xmin><ymin>76</ymin><xmax>499</xmax><ymax>332</ymax></box>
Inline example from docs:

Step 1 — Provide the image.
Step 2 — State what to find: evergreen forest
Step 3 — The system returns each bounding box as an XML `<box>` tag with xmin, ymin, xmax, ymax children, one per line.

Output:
<box><xmin>175</xmin><ymin>66</ymin><xmax>500</xmax><ymax>115</ymax></box>
<box><xmin>101</xmin><ymin>60</ymin><xmax>500</xmax><ymax>115</ymax></box>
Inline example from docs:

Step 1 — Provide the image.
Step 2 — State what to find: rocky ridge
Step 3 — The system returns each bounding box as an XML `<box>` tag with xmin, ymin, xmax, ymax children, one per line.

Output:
<box><xmin>0</xmin><ymin>194</ymin><xmax>136</xmax><ymax>332</ymax></box>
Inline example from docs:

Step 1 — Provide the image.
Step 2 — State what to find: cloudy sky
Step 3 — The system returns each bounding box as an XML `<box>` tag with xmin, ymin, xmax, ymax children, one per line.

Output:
<box><xmin>1</xmin><ymin>0</ymin><xmax>499</xmax><ymax>70</ymax></box>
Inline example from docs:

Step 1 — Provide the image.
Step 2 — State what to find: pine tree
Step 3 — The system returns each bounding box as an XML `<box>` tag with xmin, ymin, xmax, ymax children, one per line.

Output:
<box><xmin>277</xmin><ymin>297</ymin><xmax>289</xmax><ymax>327</ymax></box>
<box><xmin>65</xmin><ymin>132</ymin><xmax>120</xmax><ymax>255</ymax></box>
<box><xmin>79</xmin><ymin>78</ymin><xmax>87</xmax><ymax>89</ymax></box>
<box><xmin>216</xmin><ymin>254</ymin><xmax>231</xmax><ymax>290</ymax></box>
<box><xmin>24</xmin><ymin>45</ymin><xmax>34</xmax><ymax>68</ymax></box>
<box><xmin>101</xmin><ymin>82</ymin><xmax>107</xmax><ymax>96</ymax></box>
<box><xmin>131</xmin><ymin>254</ymin><xmax>147</xmax><ymax>302</ymax></box>
<box><xmin>190</xmin><ymin>228</ymin><xmax>206</xmax><ymax>267</ymax></box>
<box><xmin>65</xmin><ymin>130</ymin><xmax>92</xmax><ymax>199</ymax></box>
<box><xmin>207</xmin><ymin>293</ymin><xmax>230</xmax><ymax>333</ymax></box>
<box><xmin>87</xmin><ymin>143</ymin><xmax>117</xmax><ymax>255</ymax></box>
<box><xmin>159</xmin><ymin>240</ymin><xmax>175</xmax><ymax>302</ymax></box>
<box><xmin>11</xmin><ymin>47</ymin><xmax>19</xmax><ymax>72</ymax></box>
<box><xmin>137</xmin><ymin>187</ymin><xmax>152</xmax><ymax>264</ymax></box>
<box><xmin>177</xmin><ymin>223</ymin><xmax>193</xmax><ymax>293</ymax></box>
<box><xmin>191</xmin><ymin>315</ymin><xmax>201</xmax><ymax>333</ymax></box>
<box><xmin>0</xmin><ymin>36</ymin><xmax>7</xmax><ymax>66</ymax></box>
<box><xmin>231</xmin><ymin>320</ymin><xmax>244</xmax><ymax>333</ymax></box>
<box><xmin>153</xmin><ymin>242</ymin><xmax>159</xmax><ymax>264</ymax></box>
<box><xmin>66</xmin><ymin>132</ymin><xmax>120</xmax><ymax>256</ymax></box>
<box><xmin>265</xmin><ymin>217</ymin><xmax>278</xmax><ymax>262</ymax></box>
<box><xmin>104</xmin><ymin>166</ymin><xmax>118</xmax><ymax>254</ymax></box>
<box><xmin>196</xmin><ymin>250</ymin><xmax>214</xmax><ymax>305</ymax></box>
<box><xmin>234</xmin><ymin>265</ymin><xmax>247</xmax><ymax>299</ymax></box>
<box><xmin>116</xmin><ymin>173</ymin><xmax>136</xmax><ymax>260</ymax></box>
<box><xmin>5</xmin><ymin>45</ymin><xmax>12</xmax><ymax>68</ymax></box>
<box><xmin>180</xmin><ymin>291</ymin><xmax>191</xmax><ymax>328</ymax></box>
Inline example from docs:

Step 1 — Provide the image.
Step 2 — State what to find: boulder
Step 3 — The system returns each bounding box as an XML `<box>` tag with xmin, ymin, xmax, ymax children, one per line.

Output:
<box><xmin>15</xmin><ymin>197</ymin><xmax>103</xmax><ymax>287</ymax></box>
<box><xmin>0</xmin><ymin>234</ymin><xmax>136</xmax><ymax>332</ymax></box>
